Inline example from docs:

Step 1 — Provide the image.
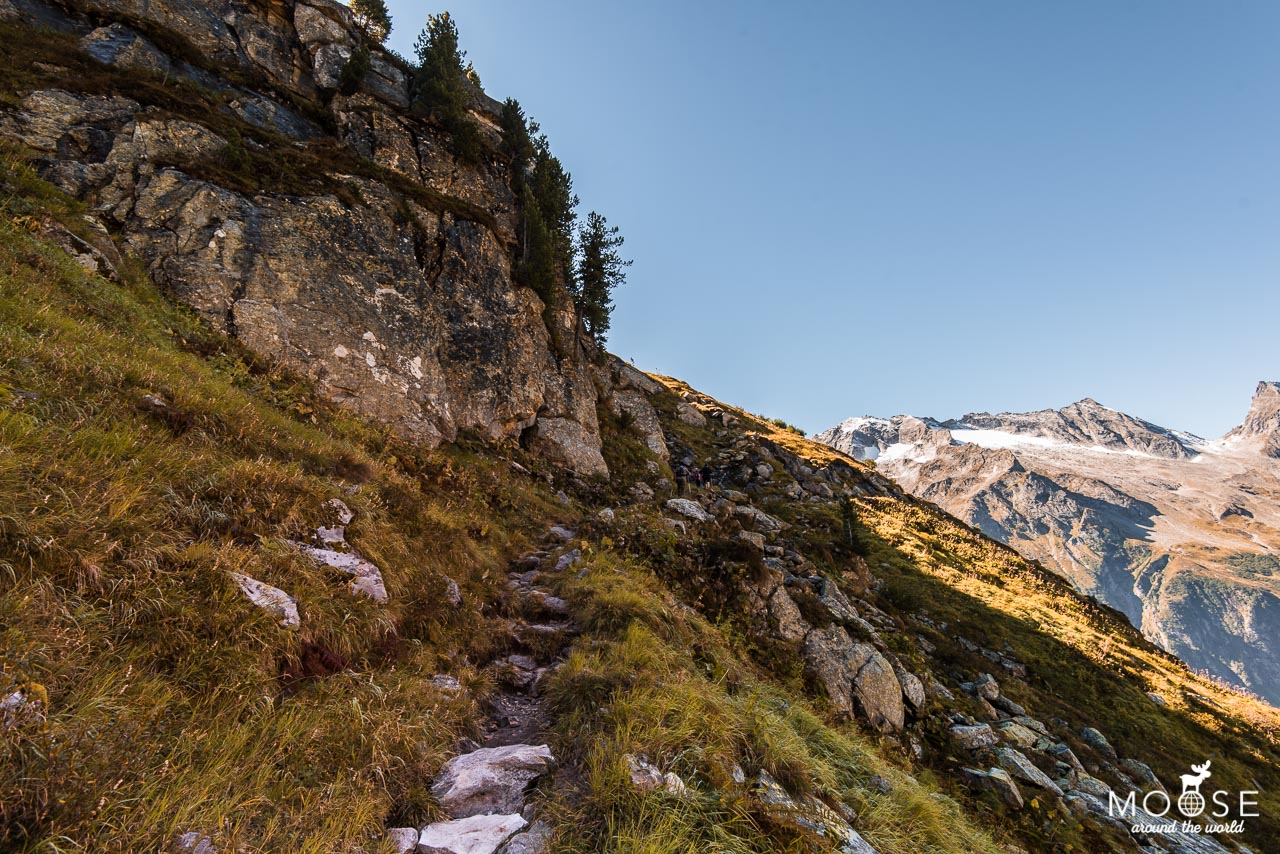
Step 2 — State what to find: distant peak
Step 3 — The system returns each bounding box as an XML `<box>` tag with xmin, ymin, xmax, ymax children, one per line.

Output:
<box><xmin>1225</xmin><ymin>382</ymin><xmax>1280</xmax><ymax>456</ymax></box>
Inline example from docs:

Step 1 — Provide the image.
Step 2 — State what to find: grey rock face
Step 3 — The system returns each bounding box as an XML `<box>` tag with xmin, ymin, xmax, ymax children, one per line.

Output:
<box><xmin>0</xmin><ymin>0</ymin><xmax>611</xmax><ymax>477</ymax></box>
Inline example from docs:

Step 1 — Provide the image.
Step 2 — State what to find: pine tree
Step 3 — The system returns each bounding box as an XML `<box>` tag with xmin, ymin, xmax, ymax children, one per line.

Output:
<box><xmin>412</xmin><ymin>12</ymin><xmax>480</xmax><ymax>161</ymax></box>
<box><xmin>574</xmin><ymin>211</ymin><xmax>630</xmax><ymax>346</ymax></box>
<box><xmin>499</xmin><ymin>98</ymin><xmax>535</xmax><ymax>187</ymax></box>
<box><xmin>350</xmin><ymin>0</ymin><xmax>392</xmax><ymax>43</ymax></box>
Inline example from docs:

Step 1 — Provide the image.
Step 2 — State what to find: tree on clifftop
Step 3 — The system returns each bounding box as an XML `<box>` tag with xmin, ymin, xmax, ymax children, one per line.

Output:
<box><xmin>350</xmin><ymin>0</ymin><xmax>392</xmax><ymax>43</ymax></box>
<box><xmin>412</xmin><ymin>12</ymin><xmax>480</xmax><ymax>161</ymax></box>
<box><xmin>573</xmin><ymin>211</ymin><xmax>630</xmax><ymax>347</ymax></box>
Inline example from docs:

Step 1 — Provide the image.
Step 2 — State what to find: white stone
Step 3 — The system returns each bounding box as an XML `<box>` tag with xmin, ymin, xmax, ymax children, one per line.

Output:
<box><xmin>664</xmin><ymin>498</ymin><xmax>712</xmax><ymax>523</ymax></box>
<box><xmin>292</xmin><ymin>542</ymin><xmax>388</xmax><ymax>602</ymax></box>
<box><xmin>417</xmin><ymin>814</ymin><xmax>526</xmax><ymax>854</ymax></box>
<box><xmin>432</xmin><ymin>744</ymin><xmax>554</xmax><ymax>818</ymax></box>
<box><xmin>229</xmin><ymin>572</ymin><xmax>299</xmax><ymax>629</ymax></box>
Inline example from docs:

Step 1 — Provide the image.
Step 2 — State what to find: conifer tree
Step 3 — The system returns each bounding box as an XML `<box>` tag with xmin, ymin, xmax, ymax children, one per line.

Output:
<box><xmin>574</xmin><ymin>211</ymin><xmax>630</xmax><ymax>346</ymax></box>
<box><xmin>412</xmin><ymin>12</ymin><xmax>480</xmax><ymax>160</ymax></box>
<box><xmin>350</xmin><ymin>0</ymin><xmax>392</xmax><ymax>43</ymax></box>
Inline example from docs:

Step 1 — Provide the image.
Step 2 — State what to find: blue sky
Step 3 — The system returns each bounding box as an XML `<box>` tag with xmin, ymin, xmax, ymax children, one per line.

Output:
<box><xmin>381</xmin><ymin>1</ymin><xmax>1280</xmax><ymax>438</ymax></box>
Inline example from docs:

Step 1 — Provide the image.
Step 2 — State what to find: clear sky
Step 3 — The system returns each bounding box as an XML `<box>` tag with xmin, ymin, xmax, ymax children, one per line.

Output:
<box><xmin>381</xmin><ymin>1</ymin><xmax>1280</xmax><ymax>438</ymax></box>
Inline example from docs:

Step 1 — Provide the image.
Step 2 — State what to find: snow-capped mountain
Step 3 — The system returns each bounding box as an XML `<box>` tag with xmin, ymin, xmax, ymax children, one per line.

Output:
<box><xmin>817</xmin><ymin>383</ymin><xmax>1280</xmax><ymax>705</ymax></box>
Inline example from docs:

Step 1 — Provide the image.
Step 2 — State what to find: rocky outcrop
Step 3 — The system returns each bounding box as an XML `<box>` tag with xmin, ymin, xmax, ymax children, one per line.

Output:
<box><xmin>0</xmin><ymin>0</ymin><xmax>609</xmax><ymax>475</ymax></box>
<box><xmin>802</xmin><ymin>626</ymin><xmax>905</xmax><ymax>731</ymax></box>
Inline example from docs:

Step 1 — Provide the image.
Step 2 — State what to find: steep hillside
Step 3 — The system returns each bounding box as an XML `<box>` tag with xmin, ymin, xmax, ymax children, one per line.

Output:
<box><xmin>4</xmin><ymin>140</ymin><xmax>1280</xmax><ymax>853</ymax></box>
<box><xmin>816</xmin><ymin>394</ymin><xmax>1280</xmax><ymax>706</ymax></box>
<box><xmin>2</xmin><ymin>2</ymin><xmax>1279</xmax><ymax>854</ymax></box>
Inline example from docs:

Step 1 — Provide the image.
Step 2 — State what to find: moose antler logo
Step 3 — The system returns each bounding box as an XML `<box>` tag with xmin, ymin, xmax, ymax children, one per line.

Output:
<box><xmin>1181</xmin><ymin>760</ymin><xmax>1212</xmax><ymax>795</ymax></box>
<box><xmin>1177</xmin><ymin>760</ymin><xmax>1212</xmax><ymax>817</ymax></box>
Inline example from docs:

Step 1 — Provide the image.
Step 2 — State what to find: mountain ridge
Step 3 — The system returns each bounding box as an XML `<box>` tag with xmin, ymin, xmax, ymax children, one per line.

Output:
<box><xmin>818</xmin><ymin>382</ymin><xmax>1280</xmax><ymax>706</ymax></box>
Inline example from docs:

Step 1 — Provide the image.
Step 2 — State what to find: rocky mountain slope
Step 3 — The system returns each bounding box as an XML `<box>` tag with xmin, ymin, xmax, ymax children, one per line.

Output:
<box><xmin>0</xmin><ymin>0</ymin><xmax>607</xmax><ymax>476</ymax></box>
<box><xmin>817</xmin><ymin>388</ymin><xmax>1280</xmax><ymax>706</ymax></box>
<box><xmin>2</xmin><ymin>2</ymin><xmax>1279</xmax><ymax>853</ymax></box>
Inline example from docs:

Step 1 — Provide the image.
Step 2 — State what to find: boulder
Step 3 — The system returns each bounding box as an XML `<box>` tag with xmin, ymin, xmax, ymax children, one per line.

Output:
<box><xmin>733</xmin><ymin>505</ymin><xmax>785</xmax><ymax>533</ymax></box>
<box><xmin>768</xmin><ymin>587</ymin><xmax>810</xmax><ymax>643</ymax></box>
<box><xmin>991</xmin><ymin>694</ymin><xmax>1027</xmax><ymax>716</ymax></box>
<box><xmin>624</xmin><ymin>753</ymin><xmax>664</xmax><ymax>791</ymax></box>
<box><xmin>1011</xmin><ymin>715</ymin><xmax>1048</xmax><ymax>735</ymax></box>
<box><xmin>432</xmin><ymin>675</ymin><xmax>462</xmax><ymax>693</ymax></box>
<box><xmin>431</xmin><ymin>744</ymin><xmax>554</xmax><ymax>818</ymax></box>
<box><xmin>896</xmin><ymin>669</ymin><xmax>926</xmax><ymax>711</ymax></box>
<box><xmin>803</xmin><ymin>625</ymin><xmax>857</xmax><ymax>717</ymax></box>
<box><xmin>993</xmin><ymin>720</ymin><xmax>1040</xmax><ymax>749</ymax></box>
<box><xmin>676</xmin><ymin>401</ymin><xmax>706</xmax><ymax>427</ymax></box>
<box><xmin>1119</xmin><ymin>758</ymin><xmax>1164</xmax><ymax>790</ymax></box>
<box><xmin>609</xmin><ymin>387</ymin><xmax>669</xmax><ymax>460</ymax></box>
<box><xmin>1046</xmin><ymin>743</ymin><xmax>1085</xmax><ymax>774</ymax></box>
<box><xmin>624</xmin><ymin>754</ymin><xmax>691</xmax><ymax>798</ymax></box>
<box><xmin>417</xmin><ymin>814</ymin><xmax>526</xmax><ymax>854</ymax></box>
<box><xmin>528</xmin><ymin>418</ymin><xmax>608</xmax><ymax>478</ymax></box>
<box><xmin>553</xmin><ymin>549</ymin><xmax>581</xmax><ymax>572</ymax></box>
<box><xmin>1080</xmin><ymin>726</ymin><xmax>1117</xmax><ymax>760</ymax></box>
<box><xmin>961</xmin><ymin>767</ymin><xmax>1023</xmax><ymax>809</ymax></box>
<box><xmin>995</xmin><ymin>748</ymin><xmax>1063</xmax><ymax>796</ymax></box>
<box><xmin>752</xmin><ymin>772</ymin><xmax>879</xmax><ymax>854</ymax></box>
<box><xmin>972</xmin><ymin>673</ymin><xmax>999</xmax><ymax>700</ymax></box>
<box><xmin>664</xmin><ymin>498</ymin><xmax>712</xmax><ymax>523</ymax></box>
<box><xmin>737</xmin><ymin>530</ymin><xmax>766</xmax><ymax>551</ymax></box>
<box><xmin>847</xmin><ymin>643</ymin><xmax>905</xmax><ymax>732</ymax></box>
<box><xmin>813</xmin><ymin>577</ymin><xmax>861</xmax><ymax>625</ymax></box>
<box><xmin>81</xmin><ymin>24</ymin><xmax>172</xmax><ymax>74</ymax></box>
<box><xmin>171</xmin><ymin>832</ymin><xmax>216</xmax><ymax>854</ymax></box>
<box><xmin>229</xmin><ymin>572</ymin><xmax>300</xmax><ymax>629</ymax></box>
<box><xmin>949</xmin><ymin>724</ymin><xmax>999</xmax><ymax>751</ymax></box>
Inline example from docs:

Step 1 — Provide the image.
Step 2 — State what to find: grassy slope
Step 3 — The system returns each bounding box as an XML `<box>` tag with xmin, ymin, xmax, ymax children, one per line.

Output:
<box><xmin>0</xmin><ymin>148</ymin><xmax>1012</xmax><ymax>852</ymax></box>
<box><xmin>630</xmin><ymin>377</ymin><xmax>1280</xmax><ymax>851</ymax></box>
<box><xmin>0</xmin><ymin>150</ymin><xmax>563</xmax><ymax>850</ymax></box>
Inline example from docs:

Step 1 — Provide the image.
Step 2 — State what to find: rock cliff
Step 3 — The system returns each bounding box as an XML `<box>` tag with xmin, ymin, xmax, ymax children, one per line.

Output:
<box><xmin>0</xmin><ymin>0</ymin><xmax>609</xmax><ymax>474</ymax></box>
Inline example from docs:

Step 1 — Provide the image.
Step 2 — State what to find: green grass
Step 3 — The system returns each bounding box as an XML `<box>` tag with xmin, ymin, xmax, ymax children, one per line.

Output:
<box><xmin>0</xmin><ymin>149</ymin><xmax>554</xmax><ymax>850</ymax></box>
<box><xmin>540</xmin><ymin>549</ymin><xmax>1006</xmax><ymax>854</ymax></box>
